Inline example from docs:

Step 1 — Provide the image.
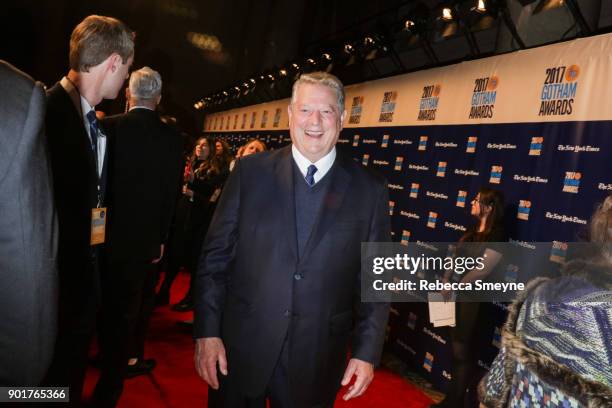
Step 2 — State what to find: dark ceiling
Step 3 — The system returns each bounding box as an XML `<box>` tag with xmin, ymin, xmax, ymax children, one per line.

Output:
<box><xmin>2</xmin><ymin>0</ymin><xmax>611</xmax><ymax>135</ymax></box>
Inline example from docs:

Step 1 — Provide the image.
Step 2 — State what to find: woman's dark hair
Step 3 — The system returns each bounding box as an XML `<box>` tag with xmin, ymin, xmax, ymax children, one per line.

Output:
<box><xmin>462</xmin><ymin>187</ymin><xmax>505</xmax><ymax>242</ymax></box>
<box><xmin>213</xmin><ymin>138</ymin><xmax>232</xmax><ymax>172</ymax></box>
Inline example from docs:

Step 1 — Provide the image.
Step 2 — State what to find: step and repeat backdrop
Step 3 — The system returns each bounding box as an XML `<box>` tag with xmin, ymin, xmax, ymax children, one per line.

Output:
<box><xmin>203</xmin><ymin>34</ymin><xmax>612</xmax><ymax>392</ymax></box>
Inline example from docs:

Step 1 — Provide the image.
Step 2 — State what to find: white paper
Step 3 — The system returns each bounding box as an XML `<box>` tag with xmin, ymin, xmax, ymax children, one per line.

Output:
<box><xmin>428</xmin><ymin>292</ymin><xmax>456</xmax><ymax>327</ymax></box>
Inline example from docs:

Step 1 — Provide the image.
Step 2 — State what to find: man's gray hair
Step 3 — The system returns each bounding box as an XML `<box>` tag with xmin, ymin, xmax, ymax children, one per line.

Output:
<box><xmin>129</xmin><ymin>66</ymin><xmax>162</xmax><ymax>100</ymax></box>
<box><xmin>291</xmin><ymin>71</ymin><xmax>345</xmax><ymax>111</ymax></box>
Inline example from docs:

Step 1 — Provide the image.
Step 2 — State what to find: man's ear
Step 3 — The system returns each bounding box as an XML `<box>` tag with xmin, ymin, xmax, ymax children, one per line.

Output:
<box><xmin>339</xmin><ymin>109</ymin><xmax>347</xmax><ymax>130</ymax></box>
<box><xmin>108</xmin><ymin>53</ymin><xmax>122</xmax><ymax>73</ymax></box>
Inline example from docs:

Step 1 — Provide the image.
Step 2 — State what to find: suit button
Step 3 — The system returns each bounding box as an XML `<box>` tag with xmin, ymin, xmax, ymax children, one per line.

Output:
<box><xmin>293</xmin><ymin>273</ymin><xmax>303</xmax><ymax>281</ymax></box>
<box><xmin>284</xmin><ymin>310</ymin><xmax>291</xmax><ymax>318</ymax></box>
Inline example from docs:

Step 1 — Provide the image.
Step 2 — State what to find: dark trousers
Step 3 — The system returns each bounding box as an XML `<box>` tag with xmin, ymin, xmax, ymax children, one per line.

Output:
<box><xmin>207</xmin><ymin>337</ymin><xmax>335</xmax><ymax>408</ymax></box>
<box><xmin>42</xmin><ymin>252</ymin><xmax>100</xmax><ymax>407</ymax></box>
<box><xmin>93</xmin><ymin>260</ymin><xmax>155</xmax><ymax>407</ymax></box>
<box><xmin>158</xmin><ymin>196</ymin><xmax>192</xmax><ymax>297</ymax></box>
<box><xmin>446</xmin><ymin>302</ymin><xmax>482</xmax><ymax>408</ymax></box>
<box><xmin>42</xmin><ymin>289</ymin><xmax>98</xmax><ymax>407</ymax></box>
<box><xmin>129</xmin><ymin>266</ymin><xmax>159</xmax><ymax>360</ymax></box>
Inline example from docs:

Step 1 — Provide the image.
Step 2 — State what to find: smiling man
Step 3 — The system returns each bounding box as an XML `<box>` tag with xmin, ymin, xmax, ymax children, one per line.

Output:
<box><xmin>194</xmin><ymin>72</ymin><xmax>391</xmax><ymax>407</ymax></box>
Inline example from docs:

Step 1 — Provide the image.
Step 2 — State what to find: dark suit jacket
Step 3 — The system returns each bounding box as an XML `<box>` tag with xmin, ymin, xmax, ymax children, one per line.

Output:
<box><xmin>194</xmin><ymin>146</ymin><xmax>391</xmax><ymax>405</ymax></box>
<box><xmin>103</xmin><ymin>108</ymin><xmax>183</xmax><ymax>265</ymax></box>
<box><xmin>0</xmin><ymin>60</ymin><xmax>57</xmax><ymax>386</ymax></box>
<box><xmin>46</xmin><ymin>82</ymin><xmax>107</xmax><ymax>309</ymax></box>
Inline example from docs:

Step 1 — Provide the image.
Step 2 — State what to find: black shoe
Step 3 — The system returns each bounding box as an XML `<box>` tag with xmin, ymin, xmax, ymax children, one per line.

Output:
<box><xmin>176</xmin><ymin>319</ymin><xmax>193</xmax><ymax>328</ymax></box>
<box><xmin>125</xmin><ymin>358</ymin><xmax>156</xmax><ymax>378</ymax></box>
<box><xmin>171</xmin><ymin>300</ymin><xmax>193</xmax><ymax>312</ymax></box>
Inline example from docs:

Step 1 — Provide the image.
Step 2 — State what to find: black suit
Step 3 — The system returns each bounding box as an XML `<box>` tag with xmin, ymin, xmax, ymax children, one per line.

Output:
<box><xmin>43</xmin><ymin>82</ymin><xmax>107</xmax><ymax>405</ymax></box>
<box><xmin>194</xmin><ymin>146</ymin><xmax>391</xmax><ymax>407</ymax></box>
<box><xmin>93</xmin><ymin>108</ymin><xmax>183</xmax><ymax>406</ymax></box>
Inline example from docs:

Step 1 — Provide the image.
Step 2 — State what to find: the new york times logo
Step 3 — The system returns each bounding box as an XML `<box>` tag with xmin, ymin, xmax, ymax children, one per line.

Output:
<box><xmin>545</xmin><ymin>212</ymin><xmax>587</xmax><ymax>225</ymax></box>
<box><xmin>539</xmin><ymin>65</ymin><xmax>579</xmax><ymax>116</ymax></box>
<box><xmin>426</xmin><ymin>191</ymin><xmax>448</xmax><ymax>200</ymax></box>
<box><xmin>400</xmin><ymin>211</ymin><xmax>419</xmax><ymax>219</ymax></box>
<box><xmin>348</xmin><ymin>96</ymin><xmax>364</xmax><ymax>124</ymax></box>
<box><xmin>558</xmin><ymin>144</ymin><xmax>600</xmax><ymax>153</ymax></box>
<box><xmin>599</xmin><ymin>183</ymin><xmax>612</xmax><ymax>191</ymax></box>
<box><xmin>469</xmin><ymin>76</ymin><xmax>498</xmax><ymax>119</ymax></box>
<box><xmin>379</xmin><ymin>91</ymin><xmax>397</xmax><ymax>122</ymax></box>
<box><xmin>423</xmin><ymin>328</ymin><xmax>446</xmax><ymax>345</ymax></box>
<box><xmin>417</xmin><ymin>84</ymin><xmax>441</xmax><ymax>121</ymax></box>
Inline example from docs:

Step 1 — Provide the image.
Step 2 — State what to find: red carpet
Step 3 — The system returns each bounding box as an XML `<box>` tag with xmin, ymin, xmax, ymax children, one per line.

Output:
<box><xmin>84</xmin><ymin>272</ymin><xmax>433</xmax><ymax>407</ymax></box>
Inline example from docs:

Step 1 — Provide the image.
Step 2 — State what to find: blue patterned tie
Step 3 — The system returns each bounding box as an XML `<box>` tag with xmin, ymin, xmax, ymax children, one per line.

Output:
<box><xmin>305</xmin><ymin>164</ymin><xmax>317</xmax><ymax>187</ymax></box>
<box><xmin>86</xmin><ymin>110</ymin><xmax>99</xmax><ymax>158</ymax></box>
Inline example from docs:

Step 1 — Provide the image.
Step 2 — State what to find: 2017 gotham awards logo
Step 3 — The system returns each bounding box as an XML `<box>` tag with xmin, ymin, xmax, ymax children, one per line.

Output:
<box><xmin>517</xmin><ymin>200</ymin><xmax>531</xmax><ymax>221</ymax></box>
<box><xmin>273</xmin><ymin>108</ymin><xmax>282</xmax><ymax>128</ymax></box>
<box><xmin>418</xmin><ymin>136</ymin><xmax>428</xmax><ymax>151</ymax></box>
<box><xmin>436</xmin><ymin>162</ymin><xmax>447</xmax><ymax>177</ymax></box>
<box><xmin>250</xmin><ymin>112</ymin><xmax>257</xmax><ymax>129</ymax></box>
<box><xmin>539</xmin><ymin>65</ymin><xmax>579</xmax><ymax>116</ymax></box>
<box><xmin>550</xmin><ymin>241</ymin><xmax>568</xmax><ymax>263</ymax></box>
<box><xmin>379</xmin><ymin>91</ymin><xmax>398</xmax><ymax>122</ymax></box>
<box><xmin>469</xmin><ymin>75</ymin><xmax>498</xmax><ymax>119</ymax></box>
<box><xmin>349</xmin><ymin>96</ymin><xmax>364</xmax><ymax>124</ymax></box>
<box><xmin>456</xmin><ymin>190</ymin><xmax>467</xmax><ymax>207</ymax></box>
<box><xmin>423</xmin><ymin>352</ymin><xmax>434</xmax><ymax>372</ymax></box>
<box><xmin>362</xmin><ymin>154</ymin><xmax>370</xmax><ymax>166</ymax></box>
<box><xmin>233</xmin><ymin>114</ymin><xmax>238</xmax><ymax>130</ymax></box>
<box><xmin>241</xmin><ymin>113</ymin><xmax>247</xmax><ymax>129</ymax></box>
<box><xmin>427</xmin><ymin>212</ymin><xmax>438</xmax><ymax>228</ymax></box>
<box><xmin>410</xmin><ymin>183</ymin><xmax>420</xmax><ymax>198</ymax></box>
<box><xmin>529</xmin><ymin>137</ymin><xmax>543</xmax><ymax>155</ymax></box>
<box><xmin>401</xmin><ymin>230</ymin><xmax>411</xmax><ymax>246</ymax></box>
<box><xmin>395</xmin><ymin>157</ymin><xmax>404</xmax><ymax>171</ymax></box>
<box><xmin>466</xmin><ymin>136</ymin><xmax>477</xmax><ymax>153</ymax></box>
<box><xmin>563</xmin><ymin>172</ymin><xmax>581</xmax><ymax>193</ymax></box>
<box><xmin>417</xmin><ymin>84</ymin><xmax>441</xmax><ymax>121</ymax></box>
<box><xmin>261</xmin><ymin>110</ymin><xmax>268</xmax><ymax>128</ymax></box>
<box><xmin>490</xmin><ymin>165</ymin><xmax>503</xmax><ymax>184</ymax></box>
<box><xmin>389</xmin><ymin>201</ymin><xmax>395</xmax><ymax>216</ymax></box>
<box><xmin>381</xmin><ymin>134</ymin><xmax>390</xmax><ymax>148</ymax></box>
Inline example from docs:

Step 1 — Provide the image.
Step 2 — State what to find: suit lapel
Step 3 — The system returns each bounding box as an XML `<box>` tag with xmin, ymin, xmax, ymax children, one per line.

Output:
<box><xmin>275</xmin><ymin>147</ymin><xmax>299</xmax><ymax>262</ymax></box>
<box><xmin>57</xmin><ymin>84</ymin><xmax>99</xmax><ymax>182</ymax></box>
<box><xmin>300</xmin><ymin>153</ymin><xmax>352</xmax><ymax>263</ymax></box>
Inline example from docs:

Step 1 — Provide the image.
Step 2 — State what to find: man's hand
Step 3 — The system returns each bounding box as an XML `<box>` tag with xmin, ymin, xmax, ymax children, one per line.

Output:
<box><xmin>194</xmin><ymin>337</ymin><xmax>228</xmax><ymax>390</ymax></box>
<box><xmin>341</xmin><ymin>358</ymin><xmax>374</xmax><ymax>400</ymax></box>
<box><xmin>152</xmin><ymin>244</ymin><xmax>165</xmax><ymax>264</ymax></box>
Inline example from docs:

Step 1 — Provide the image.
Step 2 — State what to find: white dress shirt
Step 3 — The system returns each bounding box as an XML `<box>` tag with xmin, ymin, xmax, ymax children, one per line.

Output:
<box><xmin>59</xmin><ymin>76</ymin><xmax>106</xmax><ymax>178</ymax></box>
<box><xmin>291</xmin><ymin>145</ymin><xmax>336</xmax><ymax>185</ymax></box>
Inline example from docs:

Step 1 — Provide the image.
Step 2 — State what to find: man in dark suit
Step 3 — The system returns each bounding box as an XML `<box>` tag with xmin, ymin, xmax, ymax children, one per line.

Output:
<box><xmin>92</xmin><ymin>66</ymin><xmax>183</xmax><ymax>407</ymax></box>
<box><xmin>194</xmin><ymin>72</ymin><xmax>391</xmax><ymax>407</ymax></box>
<box><xmin>0</xmin><ymin>60</ymin><xmax>57</xmax><ymax>386</ymax></box>
<box><xmin>43</xmin><ymin>15</ymin><xmax>134</xmax><ymax>406</ymax></box>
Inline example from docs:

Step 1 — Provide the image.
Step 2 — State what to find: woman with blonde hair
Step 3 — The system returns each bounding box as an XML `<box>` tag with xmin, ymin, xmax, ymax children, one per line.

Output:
<box><xmin>479</xmin><ymin>194</ymin><xmax>612</xmax><ymax>408</ymax></box>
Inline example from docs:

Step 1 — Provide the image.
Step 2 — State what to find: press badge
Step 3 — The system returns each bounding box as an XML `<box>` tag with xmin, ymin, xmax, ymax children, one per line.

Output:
<box><xmin>90</xmin><ymin>207</ymin><xmax>107</xmax><ymax>245</ymax></box>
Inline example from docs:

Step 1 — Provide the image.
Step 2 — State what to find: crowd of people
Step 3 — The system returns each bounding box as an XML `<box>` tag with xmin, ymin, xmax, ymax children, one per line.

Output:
<box><xmin>0</xmin><ymin>12</ymin><xmax>610</xmax><ymax>408</ymax></box>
